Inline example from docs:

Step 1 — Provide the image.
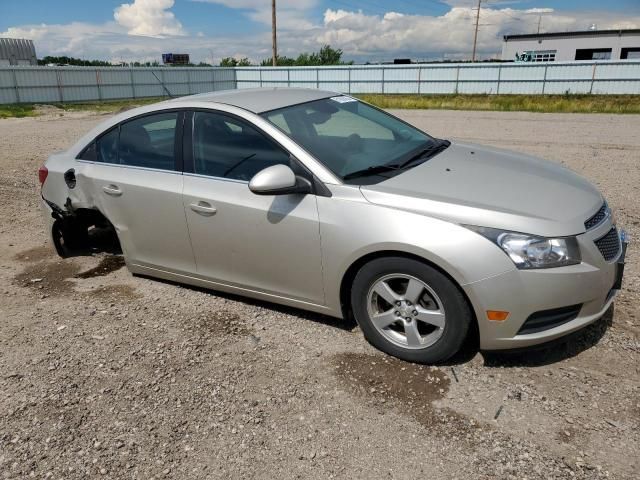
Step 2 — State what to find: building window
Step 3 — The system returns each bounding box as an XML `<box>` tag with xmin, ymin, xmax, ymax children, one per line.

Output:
<box><xmin>621</xmin><ymin>48</ymin><xmax>640</xmax><ymax>60</ymax></box>
<box><xmin>532</xmin><ymin>50</ymin><xmax>556</xmax><ymax>62</ymax></box>
<box><xmin>516</xmin><ymin>50</ymin><xmax>556</xmax><ymax>62</ymax></box>
<box><xmin>575</xmin><ymin>48</ymin><xmax>612</xmax><ymax>60</ymax></box>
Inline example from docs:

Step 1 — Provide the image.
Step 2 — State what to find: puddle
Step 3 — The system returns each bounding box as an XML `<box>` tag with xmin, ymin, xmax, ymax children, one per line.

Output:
<box><xmin>14</xmin><ymin>245</ymin><xmax>56</xmax><ymax>263</ymax></box>
<box><xmin>14</xmin><ymin>256</ymin><xmax>128</xmax><ymax>296</ymax></box>
<box><xmin>333</xmin><ymin>353</ymin><xmax>475</xmax><ymax>430</ymax></box>
<box><xmin>197</xmin><ymin>311</ymin><xmax>250</xmax><ymax>337</ymax></box>
<box><xmin>76</xmin><ymin>256</ymin><xmax>125</xmax><ymax>279</ymax></box>
<box><xmin>14</xmin><ymin>260</ymin><xmax>80</xmax><ymax>295</ymax></box>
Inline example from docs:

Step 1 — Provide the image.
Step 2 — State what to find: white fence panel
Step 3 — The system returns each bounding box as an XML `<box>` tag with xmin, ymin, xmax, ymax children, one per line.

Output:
<box><xmin>289</xmin><ymin>69</ymin><xmax>316</xmax><ymax>82</ymax></box>
<box><xmin>0</xmin><ymin>62</ymin><xmax>638</xmax><ymax>104</ymax></box>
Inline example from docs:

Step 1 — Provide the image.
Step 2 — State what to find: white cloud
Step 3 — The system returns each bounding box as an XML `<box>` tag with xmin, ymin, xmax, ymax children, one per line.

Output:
<box><xmin>114</xmin><ymin>0</ymin><xmax>185</xmax><ymax>37</ymax></box>
<box><xmin>1</xmin><ymin>2</ymin><xmax>640</xmax><ymax>64</ymax></box>
<box><xmin>317</xmin><ymin>6</ymin><xmax>640</xmax><ymax>60</ymax></box>
<box><xmin>524</xmin><ymin>8</ymin><xmax>554</xmax><ymax>14</ymax></box>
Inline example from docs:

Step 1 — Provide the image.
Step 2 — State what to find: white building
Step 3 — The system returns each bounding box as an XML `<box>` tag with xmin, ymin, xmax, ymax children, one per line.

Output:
<box><xmin>0</xmin><ymin>38</ymin><xmax>37</xmax><ymax>66</ymax></box>
<box><xmin>502</xmin><ymin>29</ymin><xmax>640</xmax><ymax>62</ymax></box>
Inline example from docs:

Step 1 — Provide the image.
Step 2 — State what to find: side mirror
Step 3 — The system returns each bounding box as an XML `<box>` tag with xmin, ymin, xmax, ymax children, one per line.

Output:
<box><xmin>249</xmin><ymin>164</ymin><xmax>312</xmax><ymax>196</ymax></box>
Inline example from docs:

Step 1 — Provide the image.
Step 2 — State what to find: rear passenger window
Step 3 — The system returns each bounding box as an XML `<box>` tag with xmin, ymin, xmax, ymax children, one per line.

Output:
<box><xmin>118</xmin><ymin>112</ymin><xmax>178</xmax><ymax>170</ymax></box>
<box><xmin>192</xmin><ymin>111</ymin><xmax>290</xmax><ymax>181</ymax></box>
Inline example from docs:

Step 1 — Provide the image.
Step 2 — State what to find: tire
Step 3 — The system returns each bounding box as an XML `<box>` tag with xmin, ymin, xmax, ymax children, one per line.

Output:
<box><xmin>52</xmin><ymin>219</ymin><xmax>88</xmax><ymax>258</ymax></box>
<box><xmin>350</xmin><ymin>256</ymin><xmax>471</xmax><ymax>364</ymax></box>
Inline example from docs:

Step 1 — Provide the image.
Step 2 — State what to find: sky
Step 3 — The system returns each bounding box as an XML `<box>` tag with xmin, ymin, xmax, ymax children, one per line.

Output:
<box><xmin>1</xmin><ymin>0</ymin><xmax>639</xmax><ymax>64</ymax></box>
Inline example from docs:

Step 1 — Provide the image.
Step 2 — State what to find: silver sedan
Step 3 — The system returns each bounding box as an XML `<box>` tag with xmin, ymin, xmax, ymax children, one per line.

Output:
<box><xmin>39</xmin><ymin>88</ymin><xmax>627</xmax><ymax>363</ymax></box>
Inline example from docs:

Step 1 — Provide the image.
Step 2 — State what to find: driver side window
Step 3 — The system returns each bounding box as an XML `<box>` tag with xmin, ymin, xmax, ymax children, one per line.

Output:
<box><xmin>192</xmin><ymin>111</ymin><xmax>291</xmax><ymax>181</ymax></box>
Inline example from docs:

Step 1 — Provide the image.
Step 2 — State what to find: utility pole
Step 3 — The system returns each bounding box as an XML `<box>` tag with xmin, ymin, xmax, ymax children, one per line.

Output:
<box><xmin>537</xmin><ymin>15</ymin><xmax>542</xmax><ymax>34</ymax></box>
<box><xmin>471</xmin><ymin>0</ymin><xmax>481</xmax><ymax>62</ymax></box>
<box><xmin>271</xmin><ymin>0</ymin><xmax>277</xmax><ymax>66</ymax></box>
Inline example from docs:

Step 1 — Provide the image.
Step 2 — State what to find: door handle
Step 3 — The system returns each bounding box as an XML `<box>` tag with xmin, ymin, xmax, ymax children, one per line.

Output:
<box><xmin>190</xmin><ymin>201</ymin><xmax>217</xmax><ymax>216</ymax></box>
<box><xmin>102</xmin><ymin>184</ymin><xmax>122</xmax><ymax>196</ymax></box>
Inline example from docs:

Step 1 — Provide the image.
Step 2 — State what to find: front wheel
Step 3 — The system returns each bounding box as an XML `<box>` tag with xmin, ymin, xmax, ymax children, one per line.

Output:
<box><xmin>350</xmin><ymin>257</ymin><xmax>472</xmax><ymax>364</ymax></box>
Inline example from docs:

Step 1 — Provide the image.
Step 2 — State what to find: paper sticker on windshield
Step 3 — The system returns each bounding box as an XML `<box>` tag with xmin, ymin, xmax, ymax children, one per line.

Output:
<box><xmin>331</xmin><ymin>95</ymin><xmax>357</xmax><ymax>103</ymax></box>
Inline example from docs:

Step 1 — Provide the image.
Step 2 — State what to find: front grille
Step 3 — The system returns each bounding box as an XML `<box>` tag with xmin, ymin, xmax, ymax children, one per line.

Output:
<box><xmin>594</xmin><ymin>227</ymin><xmax>621</xmax><ymax>262</ymax></box>
<box><xmin>518</xmin><ymin>304</ymin><xmax>582</xmax><ymax>335</ymax></box>
<box><xmin>584</xmin><ymin>203</ymin><xmax>608</xmax><ymax>230</ymax></box>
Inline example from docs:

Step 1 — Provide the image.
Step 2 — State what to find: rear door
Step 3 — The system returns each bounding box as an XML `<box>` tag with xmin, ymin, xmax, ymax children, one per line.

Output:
<box><xmin>182</xmin><ymin>109</ymin><xmax>325</xmax><ymax>304</ymax></box>
<box><xmin>81</xmin><ymin>110</ymin><xmax>196</xmax><ymax>273</ymax></box>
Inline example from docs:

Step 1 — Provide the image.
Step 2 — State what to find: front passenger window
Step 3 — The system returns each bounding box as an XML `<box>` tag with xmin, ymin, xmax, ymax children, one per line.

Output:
<box><xmin>192</xmin><ymin>111</ymin><xmax>291</xmax><ymax>181</ymax></box>
<box><xmin>118</xmin><ymin>112</ymin><xmax>178</xmax><ymax>170</ymax></box>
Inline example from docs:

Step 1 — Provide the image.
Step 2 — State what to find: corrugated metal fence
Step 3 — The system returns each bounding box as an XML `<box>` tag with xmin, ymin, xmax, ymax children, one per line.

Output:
<box><xmin>0</xmin><ymin>66</ymin><xmax>236</xmax><ymax>104</ymax></box>
<box><xmin>236</xmin><ymin>61</ymin><xmax>640</xmax><ymax>95</ymax></box>
<box><xmin>1</xmin><ymin>61</ymin><xmax>639</xmax><ymax>104</ymax></box>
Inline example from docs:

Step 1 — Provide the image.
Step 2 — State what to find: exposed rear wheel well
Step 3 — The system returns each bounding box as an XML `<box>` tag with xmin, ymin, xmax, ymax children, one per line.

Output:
<box><xmin>339</xmin><ymin>250</ymin><xmax>478</xmax><ymax>335</ymax></box>
<box><xmin>52</xmin><ymin>208</ymin><xmax>121</xmax><ymax>257</ymax></box>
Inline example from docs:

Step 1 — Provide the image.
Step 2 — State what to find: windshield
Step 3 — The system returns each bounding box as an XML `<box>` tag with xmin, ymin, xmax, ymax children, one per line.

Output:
<box><xmin>261</xmin><ymin>97</ymin><xmax>440</xmax><ymax>185</ymax></box>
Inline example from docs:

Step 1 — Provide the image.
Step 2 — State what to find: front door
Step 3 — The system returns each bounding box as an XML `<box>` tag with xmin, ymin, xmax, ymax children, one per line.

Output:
<box><xmin>182</xmin><ymin>110</ymin><xmax>325</xmax><ymax>305</ymax></box>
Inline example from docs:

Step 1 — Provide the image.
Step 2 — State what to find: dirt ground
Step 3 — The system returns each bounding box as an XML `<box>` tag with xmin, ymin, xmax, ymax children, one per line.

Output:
<box><xmin>0</xmin><ymin>107</ymin><xmax>638</xmax><ymax>479</ymax></box>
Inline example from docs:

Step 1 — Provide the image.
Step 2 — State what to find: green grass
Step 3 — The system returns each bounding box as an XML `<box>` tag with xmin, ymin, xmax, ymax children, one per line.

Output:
<box><xmin>56</xmin><ymin>96</ymin><xmax>167</xmax><ymax>113</ymax></box>
<box><xmin>357</xmin><ymin>94</ymin><xmax>640</xmax><ymax>114</ymax></box>
<box><xmin>0</xmin><ymin>104</ymin><xmax>36</xmax><ymax>119</ymax></box>
<box><xmin>3</xmin><ymin>94</ymin><xmax>640</xmax><ymax>119</ymax></box>
<box><xmin>0</xmin><ymin>97</ymin><xmax>168</xmax><ymax>119</ymax></box>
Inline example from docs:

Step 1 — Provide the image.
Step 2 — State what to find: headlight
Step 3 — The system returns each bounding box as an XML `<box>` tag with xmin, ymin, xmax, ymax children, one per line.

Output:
<box><xmin>466</xmin><ymin>226</ymin><xmax>581</xmax><ymax>269</ymax></box>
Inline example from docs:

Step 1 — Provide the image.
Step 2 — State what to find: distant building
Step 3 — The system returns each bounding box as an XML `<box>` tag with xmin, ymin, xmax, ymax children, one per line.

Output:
<box><xmin>502</xmin><ymin>29</ymin><xmax>640</xmax><ymax>62</ymax></box>
<box><xmin>0</xmin><ymin>38</ymin><xmax>37</xmax><ymax>66</ymax></box>
<box><xmin>162</xmin><ymin>53</ymin><xmax>190</xmax><ymax>65</ymax></box>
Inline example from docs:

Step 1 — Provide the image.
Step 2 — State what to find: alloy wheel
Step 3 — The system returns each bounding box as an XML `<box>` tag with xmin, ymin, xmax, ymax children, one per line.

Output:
<box><xmin>366</xmin><ymin>273</ymin><xmax>446</xmax><ymax>350</ymax></box>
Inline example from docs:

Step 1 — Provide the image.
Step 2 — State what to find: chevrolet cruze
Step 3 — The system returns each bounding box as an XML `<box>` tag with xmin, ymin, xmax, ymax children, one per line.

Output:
<box><xmin>39</xmin><ymin>88</ymin><xmax>627</xmax><ymax>363</ymax></box>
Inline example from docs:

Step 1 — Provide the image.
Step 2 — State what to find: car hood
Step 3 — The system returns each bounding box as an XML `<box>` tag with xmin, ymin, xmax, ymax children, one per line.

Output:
<box><xmin>359</xmin><ymin>142</ymin><xmax>603</xmax><ymax>237</ymax></box>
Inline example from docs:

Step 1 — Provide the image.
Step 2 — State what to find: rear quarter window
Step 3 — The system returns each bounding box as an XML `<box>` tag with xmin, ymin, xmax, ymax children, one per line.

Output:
<box><xmin>78</xmin><ymin>141</ymin><xmax>97</xmax><ymax>161</ymax></box>
<box><xmin>97</xmin><ymin>127</ymin><xmax>119</xmax><ymax>164</ymax></box>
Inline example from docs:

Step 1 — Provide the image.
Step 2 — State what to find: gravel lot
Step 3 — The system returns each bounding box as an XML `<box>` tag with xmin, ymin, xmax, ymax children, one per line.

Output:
<box><xmin>0</xmin><ymin>107</ymin><xmax>638</xmax><ymax>479</ymax></box>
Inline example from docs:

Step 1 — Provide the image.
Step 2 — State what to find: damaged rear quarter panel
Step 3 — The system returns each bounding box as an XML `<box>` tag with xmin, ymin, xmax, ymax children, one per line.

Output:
<box><xmin>42</xmin><ymin>152</ymin><xmax>98</xmax><ymax>212</ymax></box>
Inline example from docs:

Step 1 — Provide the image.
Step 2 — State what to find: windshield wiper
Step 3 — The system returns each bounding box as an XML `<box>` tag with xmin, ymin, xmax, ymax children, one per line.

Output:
<box><xmin>395</xmin><ymin>140</ymin><xmax>450</xmax><ymax>170</ymax></box>
<box><xmin>342</xmin><ymin>140</ymin><xmax>450</xmax><ymax>181</ymax></box>
<box><xmin>342</xmin><ymin>164</ymin><xmax>399</xmax><ymax>181</ymax></box>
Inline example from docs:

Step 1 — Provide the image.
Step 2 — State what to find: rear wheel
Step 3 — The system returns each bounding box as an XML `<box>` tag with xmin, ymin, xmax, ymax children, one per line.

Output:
<box><xmin>52</xmin><ymin>219</ymin><xmax>88</xmax><ymax>257</ymax></box>
<box><xmin>350</xmin><ymin>257</ymin><xmax>471</xmax><ymax>364</ymax></box>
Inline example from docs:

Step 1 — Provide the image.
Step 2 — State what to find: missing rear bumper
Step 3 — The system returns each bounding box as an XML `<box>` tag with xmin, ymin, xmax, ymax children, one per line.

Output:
<box><xmin>42</xmin><ymin>197</ymin><xmax>121</xmax><ymax>258</ymax></box>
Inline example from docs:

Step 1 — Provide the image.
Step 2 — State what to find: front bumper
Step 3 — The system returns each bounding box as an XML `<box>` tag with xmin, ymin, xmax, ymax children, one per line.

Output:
<box><xmin>464</xmin><ymin>221</ymin><xmax>628</xmax><ymax>350</ymax></box>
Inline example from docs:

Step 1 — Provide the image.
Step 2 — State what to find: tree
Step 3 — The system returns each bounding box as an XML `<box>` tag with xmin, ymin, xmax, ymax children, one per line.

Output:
<box><xmin>220</xmin><ymin>57</ymin><xmax>252</xmax><ymax>67</ymax></box>
<box><xmin>317</xmin><ymin>44</ymin><xmax>344</xmax><ymax>65</ymax></box>
<box><xmin>37</xmin><ymin>55</ymin><xmax>113</xmax><ymax>67</ymax></box>
<box><xmin>260</xmin><ymin>45</ymin><xmax>350</xmax><ymax>66</ymax></box>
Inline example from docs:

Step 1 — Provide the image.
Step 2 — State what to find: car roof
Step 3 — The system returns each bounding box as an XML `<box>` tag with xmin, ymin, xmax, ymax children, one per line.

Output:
<box><xmin>166</xmin><ymin>87</ymin><xmax>337</xmax><ymax>114</ymax></box>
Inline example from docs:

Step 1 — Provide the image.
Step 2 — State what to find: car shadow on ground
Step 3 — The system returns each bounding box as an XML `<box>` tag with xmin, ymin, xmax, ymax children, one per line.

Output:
<box><xmin>135</xmin><ymin>274</ymin><xmax>358</xmax><ymax>332</ymax></box>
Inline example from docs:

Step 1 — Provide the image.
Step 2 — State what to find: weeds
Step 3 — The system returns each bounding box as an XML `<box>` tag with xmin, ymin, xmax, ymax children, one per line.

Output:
<box><xmin>2</xmin><ymin>94</ymin><xmax>639</xmax><ymax>118</ymax></box>
<box><xmin>0</xmin><ymin>104</ymin><xmax>36</xmax><ymax>119</ymax></box>
<box><xmin>357</xmin><ymin>94</ymin><xmax>640</xmax><ymax>114</ymax></box>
